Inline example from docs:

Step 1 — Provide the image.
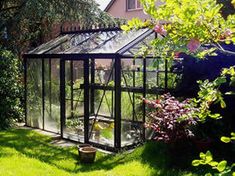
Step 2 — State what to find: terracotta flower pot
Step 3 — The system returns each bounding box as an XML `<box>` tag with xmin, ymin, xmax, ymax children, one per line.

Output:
<box><xmin>77</xmin><ymin>144</ymin><xmax>92</xmax><ymax>160</ymax></box>
<box><xmin>77</xmin><ymin>144</ymin><xmax>91</xmax><ymax>150</ymax></box>
<box><xmin>79</xmin><ymin>146</ymin><xmax>97</xmax><ymax>163</ymax></box>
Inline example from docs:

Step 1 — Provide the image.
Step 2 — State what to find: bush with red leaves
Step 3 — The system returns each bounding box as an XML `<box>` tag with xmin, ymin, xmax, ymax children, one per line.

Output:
<box><xmin>144</xmin><ymin>93</ymin><xmax>198</xmax><ymax>143</ymax></box>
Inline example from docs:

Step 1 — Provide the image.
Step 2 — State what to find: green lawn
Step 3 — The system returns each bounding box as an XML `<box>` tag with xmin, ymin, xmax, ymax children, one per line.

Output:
<box><xmin>0</xmin><ymin>129</ymin><xmax>204</xmax><ymax>176</ymax></box>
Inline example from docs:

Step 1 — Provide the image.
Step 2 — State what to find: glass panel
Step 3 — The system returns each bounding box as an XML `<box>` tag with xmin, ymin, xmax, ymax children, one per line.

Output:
<box><xmin>28</xmin><ymin>35</ymin><xmax>72</xmax><ymax>54</ymax></box>
<box><xmin>63</xmin><ymin>60</ymin><xmax>84</xmax><ymax>142</ymax></box>
<box><xmin>121</xmin><ymin>92</ymin><xmax>143</xmax><ymax>121</ymax></box>
<box><xmin>63</xmin><ymin>31</ymin><xmax>118</xmax><ymax>54</ymax></box>
<box><xmin>120</xmin><ymin>58</ymin><xmax>144</xmax><ymax>147</ymax></box>
<box><xmin>94</xmin><ymin>90</ymin><xmax>113</xmax><ymax>117</ymax></box>
<box><xmin>73</xmin><ymin>61</ymin><xmax>84</xmax><ymax>116</ymax></box>
<box><xmin>121</xmin><ymin>58</ymin><xmax>143</xmax><ymax>88</ymax></box>
<box><xmin>123</xmin><ymin>32</ymin><xmax>155</xmax><ymax>57</ymax></box>
<box><xmin>145</xmin><ymin>58</ymin><xmax>166</xmax><ymax>89</ymax></box>
<box><xmin>89</xmin><ymin>58</ymin><xmax>115</xmax><ymax>147</ymax></box>
<box><xmin>91</xmin><ymin>28</ymin><xmax>149</xmax><ymax>53</ymax></box>
<box><xmin>28</xmin><ymin>29</ymin><xmax>150</xmax><ymax>55</ymax></box>
<box><xmin>121</xmin><ymin>92</ymin><xmax>133</xmax><ymax>120</ymax></box>
<box><xmin>121</xmin><ymin>121</ymin><xmax>143</xmax><ymax>147</ymax></box>
<box><xmin>89</xmin><ymin>117</ymin><xmax>114</xmax><ymax>147</ymax></box>
<box><xmin>95</xmin><ymin>59</ymin><xmax>113</xmax><ymax>84</ymax></box>
<box><xmin>44</xmin><ymin>59</ymin><xmax>61</xmax><ymax>133</ymax></box>
<box><xmin>121</xmin><ymin>60</ymin><xmax>134</xmax><ymax>87</ymax></box>
<box><xmin>121</xmin><ymin>58</ymin><xmax>144</xmax><ymax>122</ymax></box>
<box><xmin>48</xmin><ymin>33</ymin><xmax>93</xmax><ymax>54</ymax></box>
<box><xmin>134</xmin><ymin>93</ymin><xmax>144</xmax><ymax>121</ymax></box>
<box><xmin>26</xmin><ymin>59</ymin><xmax>43</xmax><ymax>128</ymax></box>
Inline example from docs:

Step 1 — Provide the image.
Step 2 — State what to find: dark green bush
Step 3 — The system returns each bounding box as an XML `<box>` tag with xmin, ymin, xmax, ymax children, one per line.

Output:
<box><xmin>0</xmin><ymin>47</ymin><xmax>23</xmax><ymax>129</ymax></box>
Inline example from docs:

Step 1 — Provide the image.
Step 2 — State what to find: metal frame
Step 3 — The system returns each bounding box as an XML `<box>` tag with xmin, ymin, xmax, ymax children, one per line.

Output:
<box><xmin>23</xmin><ymin>27</ymin><xmax>175</xmax><ymax>152</ymax></box>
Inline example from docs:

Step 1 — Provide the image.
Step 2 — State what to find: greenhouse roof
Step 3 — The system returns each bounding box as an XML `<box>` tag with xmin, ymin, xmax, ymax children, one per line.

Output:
<box><xmin>26</xmin><ymin>28</ymin><xmax>155</xmax><ymax>58</ymax></box>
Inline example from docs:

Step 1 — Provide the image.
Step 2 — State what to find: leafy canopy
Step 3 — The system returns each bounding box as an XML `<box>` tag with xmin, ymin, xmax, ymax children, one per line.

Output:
<box><xmin>0</xmin><ymin>0</ymin><xmax>113</xmax><ymax>53</ymax></box>
<box><xmin>122</xmin><ymin>0</ymin><xmax>235</xmax><ymax>59</ymax></box>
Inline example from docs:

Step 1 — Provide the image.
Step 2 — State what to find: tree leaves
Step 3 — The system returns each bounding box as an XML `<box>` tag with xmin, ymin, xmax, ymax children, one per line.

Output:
<box><xmin>0</xmin><ymin>0</ymin><xmax>113</xmax><ymax>54</ymax></box>
<box><xmin>220</xmin><ymin>136</ymin><xmax>231</xmax><ymax>143</ymax></box>
<box><xmin>217</xmin><ymin>160</ymin><xmax>227</xmax><ymax>172</ymax></box>
<box><xmin>0</xmin><ymin>48</ymin><xmax>23</xmax><ymax>129</ymax></box>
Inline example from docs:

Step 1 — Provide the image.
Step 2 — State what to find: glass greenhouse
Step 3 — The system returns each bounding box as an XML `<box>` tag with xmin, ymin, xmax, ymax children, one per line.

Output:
<box><xmin>23</xmin><ymin>27</ymin><xmax>179</xmax><ymax>151</ymax></box>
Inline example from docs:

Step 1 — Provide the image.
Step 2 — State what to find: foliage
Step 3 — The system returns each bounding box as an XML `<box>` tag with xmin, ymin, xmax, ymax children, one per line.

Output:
<box><xmin>190</xmin><ymin>69</ymin><xmax>235</xmax><ymax>176</ymax></box>
<box><xmin>192</xmin><ymin>151</ymin><xmax>235</xmax><ymax>176</ymax></box>
<box><xmin>122</xmin><ymin>0</ymin><xmax>235</xmax><ymax>59</ymax></box>
<box><xmin>190</xmin><ymin>76</ymin><xmax>227</xmax><ymax>122</ymax></box>
<box><xmin>0</xmin><ymin>47</ymin><xmax>23</xmax><ymax>129</ymax></box>
<box><xmin>143</xmin><ymin>80</ymin><xmax>228</xmax><ymax>143</ymax></box>
<box><xmin>0</xmin><ymin>0</ymin><xmax>113</xmax><ymax>54</ymax></box>
<box><xmin>144</xmin><ymin>93</ymin><xmax>198</xmax><ymax>143</ymax></box>
<box><xmin>222</xmin><ymin>66</ymin><xmax>235</xmax><ymax>87</ymax></box>
<box><xmin>192</xmin><ymin>133</ymin><xmax>235</xmax><ymax>176</ymax></box>
<box><xmin>220</xmin><ymin>132</ymin><xmax>235</xmax><ymax>143</ymax></box>
<box><xmin>66</xmin><ymin>118</ymin><xmax>83</xmax><ymax>130</ymax></box>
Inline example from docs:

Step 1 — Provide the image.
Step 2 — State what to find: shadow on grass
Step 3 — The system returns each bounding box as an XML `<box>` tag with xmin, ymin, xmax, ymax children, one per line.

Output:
<box><xmin>0</xmin><ymin>129</ymin><xmax>152</xmax><ymax>174</ymax></box>
<box><xmin>139</xmin><ymin>140</ymin><xmax>211</xmax><ymax>176</ymax></box>
<box><xmin>0</xmin><ymin>129</ymin><xmax>207</xmax><ymax>175</ymax></box>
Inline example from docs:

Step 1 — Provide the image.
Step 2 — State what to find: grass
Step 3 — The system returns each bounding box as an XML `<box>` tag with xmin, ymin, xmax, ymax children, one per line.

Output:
<box><xmin>0</xmin><ymin>129</ymin><xmax>206</xmax><ymax>176</ymax></box>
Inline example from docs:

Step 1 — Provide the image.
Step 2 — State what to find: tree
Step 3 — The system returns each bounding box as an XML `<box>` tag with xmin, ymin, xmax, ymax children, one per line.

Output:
<box><xmin>122</xmin><ymin>0</ymin><xmax>234</xmax><ymax>59</ymax></box>
<box><xmin>122</xmin><ymin>0</ymin><xmax>235</xmax><ymax>175</ymax></box>
<box><xmin>0</xmin><ymin>0</ymin><xmax>113</xmax><ymax>54</ymax></box>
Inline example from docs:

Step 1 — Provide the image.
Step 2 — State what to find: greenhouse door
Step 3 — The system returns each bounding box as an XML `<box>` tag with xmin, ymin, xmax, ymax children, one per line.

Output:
<box><xmin>61</xmin><ymin>60</ymin><xmax>86</xmax><ymax>142</ymax></box>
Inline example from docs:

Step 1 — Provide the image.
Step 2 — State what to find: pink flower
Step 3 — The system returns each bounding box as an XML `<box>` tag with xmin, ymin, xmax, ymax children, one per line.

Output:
<box><xmin>154</xmin><ymin>24</ymin><xmax>167</xmax><ymax>36</ymax></box>
<box><xmin>143</xmin><ymin>98</ymin><xmax>150</xmax><ymax>104</ymax></box>
<box><xmin>174</xmin><ymin>51</ymin><xmax>182</xmax><ymax>58</ymax></box>
<box><xmin>155</xmin><ymin>99</ymin><xmax>161</xmax><ymax>104</ymax></box>
<box><xmin>187</xmin><ymin>38</ymin><xmax>201</xmax><ymax>53</ymax></box>
<box><xmin>224</xmin><ymin>29</ymin><xmax>232</xmax><ymax>38</ymax></box>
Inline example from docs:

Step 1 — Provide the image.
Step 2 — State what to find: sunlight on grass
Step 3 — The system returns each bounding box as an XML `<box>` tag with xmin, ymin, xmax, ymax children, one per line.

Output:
<box><xmin>0</xmin><ymin>129</ymin><xmax>199</xmax><ymax>176</ymax></box>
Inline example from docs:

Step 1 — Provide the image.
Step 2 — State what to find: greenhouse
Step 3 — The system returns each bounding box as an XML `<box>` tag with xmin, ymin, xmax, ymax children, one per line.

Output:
<box><xmin>23</xmin><ymin>26</ymin><xmax>179</xmax><ymax>151</ymax></box>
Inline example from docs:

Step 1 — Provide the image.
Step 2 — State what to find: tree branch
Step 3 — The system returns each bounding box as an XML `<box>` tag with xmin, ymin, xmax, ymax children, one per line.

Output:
<box><xmin>215</xmin><ymin>42</ymin><xmax>235</xmax><ymax>56</ymax></box>
<box><xmin>1</xmin><ymin>5</ymin><xmax>21</xmax><ymax>13</ymax></box>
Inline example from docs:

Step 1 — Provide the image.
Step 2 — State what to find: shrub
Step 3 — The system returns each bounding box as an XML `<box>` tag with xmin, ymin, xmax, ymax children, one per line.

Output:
<box><xmin>0</xmin><ymin>47</ymin><xmax>23</xmax><ymax>129</ymax></box>
<box><xmin>144</xmin><ymin>93</ymin><xmax>198</xmax><ymax>143</ymax></box>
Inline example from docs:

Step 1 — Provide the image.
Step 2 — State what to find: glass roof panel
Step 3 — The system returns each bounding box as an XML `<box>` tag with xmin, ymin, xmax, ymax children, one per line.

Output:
<box><xmin>62</xmin><ymin>30</ymin><xmax>120</xmax><ymax>54</ymax></box>
<box><xmin>90</xmin><ymin>28</ymin><xmax>149</xmax><ymax>54</ymax></box>
<box><xmin>27</xmin><ymin>28</ymin><xmax>154</xmax><ymax>55</ymax></box>
<box><xmin>28</xmin><ymin>35</ymin><xmax>72</xmax><ymax>54</ymax></box>
<box><xmin>123</xmin><ymin>31</ymin><xmax>155</xmax><ymax>57</ymax></box>
<box><xmin>47</xmin><ymin>32</ymin><xmax>93</xmax><ymax>54</ymax></box>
